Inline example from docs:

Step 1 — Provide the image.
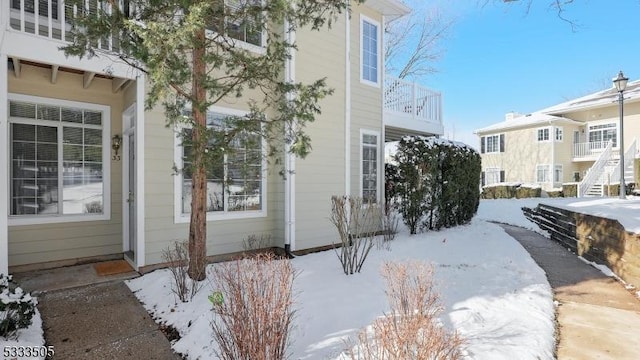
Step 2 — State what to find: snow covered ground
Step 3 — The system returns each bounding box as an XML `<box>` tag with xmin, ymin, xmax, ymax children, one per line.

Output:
<box><xmin>126</xmin><ymin>200</ymin><xmax>557</xmax><ymax>360</ymax></box>
<box><xmin>0</xmin><ymin>308</ymin><xmax>45</xmax><ymax>360</ymax></box>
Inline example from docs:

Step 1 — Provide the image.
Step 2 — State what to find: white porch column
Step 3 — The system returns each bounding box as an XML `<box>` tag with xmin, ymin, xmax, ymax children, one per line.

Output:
<box><xmin>0</xmin><ymin>54</ymin><xmax>9</xmax><ymax>275</ymax></box>
<box><xmin>135</xmin><ymin>74</ymin><xmax>146</xmax><ymax>267</ymax></box>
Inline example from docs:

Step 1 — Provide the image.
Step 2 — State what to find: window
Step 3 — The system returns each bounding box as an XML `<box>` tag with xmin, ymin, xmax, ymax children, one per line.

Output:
<box><xmin>554</xmin><ymin>165</ymin><xmax>562</xmax><ymax>183</ymax></box>
<box><xmin>11</xmin><ymin>0</ymin><xmax>59</xmax><ymax>20</ymax></box>
<box><xmin>8</xmin><ymin>96</ymin><xmax>110</xmax><ymax>223</ymax></box>
<box><xmin>480</xmin><ymin>134</ymin><xmax>504</xmax><ymax>154</ymax></box>
<box><xmin>176</xmin><ymin>108</ymin><xmax>265</xmax><ymax>221</ymax></box>
<box><xmin>537</xmin><ymin>128</ymin><xmax>550</xmax><ymax>142</ymax></box>
<box><xmin>484</xmin><ymin>168</ymin><xmax>503</xmax><ymax>186</ymax></box>
<box><xmin>555</xmin><ymin>127</ymin><xmax>563</xmax><ymax>141</ymax></box>
<box><xmin>588</xmin><ymin>123</ymin><xmax>617</xmax><ymax>148</ymax></box>
<box><xmin>207</xmin><ymin>0</ymin><xmax>264</xmax><ymax>47</ymax></box>
<box><xmin>361</xmin><ymin>16</ymin><xmax>379</xmax><ymax>85</ymax></box>
<box><xmin>361</xmin><ymin>131</ymin><xmax>379</xmax><ymax>203</ymax></box>
<box><xmin>536</xmin><ymin>165</ymin><xmax>549</xmax><ymax>183</ymax></box>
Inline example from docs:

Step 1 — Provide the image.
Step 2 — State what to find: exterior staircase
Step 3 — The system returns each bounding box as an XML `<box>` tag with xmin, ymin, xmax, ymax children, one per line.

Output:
<box><xmin>578</xmin><ymin>139</ymin><xmax>637</xmax><ymax>197</ymax></box>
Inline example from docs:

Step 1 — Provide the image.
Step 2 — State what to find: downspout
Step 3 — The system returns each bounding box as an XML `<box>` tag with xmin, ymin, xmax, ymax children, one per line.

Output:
<box><xmin>345</xmin><ymin>5</ymin><xmax>351</xmax><ymax>199</ymax></box>
<box><xmin>0</xmin><ymin>53</ymin><xmax>8</xmax><ymax>276</ymax></box>
<box><xmin>284</xmin><ymin>17</ymin><xmax>296</xmax><ymax>258</ymax></box>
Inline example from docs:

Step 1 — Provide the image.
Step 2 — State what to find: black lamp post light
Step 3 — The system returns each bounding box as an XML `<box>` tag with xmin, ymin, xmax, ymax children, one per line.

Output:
<box><xmin>613</xmin><ymin>70</ymin><xmax>629</xmax><ymax>199</ymax></box>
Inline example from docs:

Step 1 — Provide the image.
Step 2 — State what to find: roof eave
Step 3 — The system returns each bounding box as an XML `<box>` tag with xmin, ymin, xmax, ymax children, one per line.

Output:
<box><xmin>364</xmin><ymin>0</ymin><xmax>411</xmax><ymax>19</ymax></box>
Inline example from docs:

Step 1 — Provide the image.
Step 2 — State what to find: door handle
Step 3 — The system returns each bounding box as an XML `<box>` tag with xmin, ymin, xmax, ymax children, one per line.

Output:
<box><xmin>127</xmin><ymin>192</ymin><xmax>134</xmax><ymax>203</ymax></box>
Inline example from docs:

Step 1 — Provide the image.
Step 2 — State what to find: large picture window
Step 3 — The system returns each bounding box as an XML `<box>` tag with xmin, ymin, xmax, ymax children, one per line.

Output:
<box><xmin>361</xmin><ymin>16</ymin><xmax>379</xmax><ymax>85</ymax></box>
<box><xmin>177</xmin><ymin>109</ymin><xmax>265</xmax><ymax>221</ymax></box>
<box><xmin>588</xmin><ymin>123</ymin><xmax>617</xmax><ymax>149</ymax></box>
<box><xmin>361</xmin><ymin>130</ymin><xmax>379</xmax><ymax>203</ymax></box>
<box><xmin>8</xmin><ymin>96</ymin><xmax>110</xmax><ymax>223</ymax></box>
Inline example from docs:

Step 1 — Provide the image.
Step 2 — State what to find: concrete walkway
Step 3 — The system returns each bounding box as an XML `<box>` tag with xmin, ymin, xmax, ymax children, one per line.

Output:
<box><xmin>501</xmin><ymin>224</ymin><xmax>640</xmax><ymax>360</ymax></box>
<box><xmin>13</xmin><ymin>266</ymin><xmax>180</xmax><ymax>360</ymax></box>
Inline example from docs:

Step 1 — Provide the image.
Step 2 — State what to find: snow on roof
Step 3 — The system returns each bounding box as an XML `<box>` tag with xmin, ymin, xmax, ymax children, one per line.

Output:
<box><xmin>541</xmin><ymin>79</ymin><xmax>640</xmax><ymax>115</ymax></box>
<box><xmin>474</xmin><ymin>112</ymin><xmax>580</xmax><ymax>134</ymax></box>
<box><xmin>475</xmin><ymin>78</ymin><xmax>640</xmax><ymax>135</ymax></box>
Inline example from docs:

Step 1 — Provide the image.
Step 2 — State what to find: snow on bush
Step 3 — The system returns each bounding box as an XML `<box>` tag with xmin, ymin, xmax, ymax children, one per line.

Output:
<box><xmin>0</xmin><ymin>274</ymin><xmax>37</xmax><ymax>340</ymax></box>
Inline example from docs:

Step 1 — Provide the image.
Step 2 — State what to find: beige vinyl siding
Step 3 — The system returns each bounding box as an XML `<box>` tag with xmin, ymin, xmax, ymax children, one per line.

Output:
<box><xmin>7</xmin><ymin>64</ymin><xmax>124</xmax><ymax>266</ymax></box>
<box><xmin>350</xmin><ymin>4</ymin><xmax>383</xmax><ymax>203</ymax></box>
<box><xmin>292</xmin><ymin>6</ymin><xmax>347</xmax><ymax>250</ymax></box>
<box><xmin>141</xmin><ymin>94</ymin><xmax>280</xmax><ymax>265</ymax></box>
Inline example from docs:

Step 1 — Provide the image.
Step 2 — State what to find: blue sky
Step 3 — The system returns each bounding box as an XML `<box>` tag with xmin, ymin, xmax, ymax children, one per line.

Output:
<box><xmin>401</xmin><ymin>0</ymin><xmax>640</xmax><ymax>147</ymax></box>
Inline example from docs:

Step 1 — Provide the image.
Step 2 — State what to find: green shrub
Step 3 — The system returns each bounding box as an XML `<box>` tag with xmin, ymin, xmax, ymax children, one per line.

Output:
<box><xmin>0</xmin><ymin>274</ymin><xmax>37</xmax><ymax>340</ymax></box>
<box><xmin>546</xmin><ymin>190</ymin><xmax>563</xmax><ymax>198</ymax></box>
<box><xmin>394</xmin><ymin>136</ymin><xmax>481</xmax><ymax>234</ymax></box>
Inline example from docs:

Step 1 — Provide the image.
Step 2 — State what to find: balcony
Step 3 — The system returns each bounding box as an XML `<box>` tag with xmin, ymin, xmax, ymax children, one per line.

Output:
<box><xmin>3</xmin><ymin>0</ymin><xmax>134</xmax><ymax>79</ymax></box>
<box><xmin>383</xmin><ymin>75</ymin><xmax>444</xmax><ymax>141</ymax></box>
<box><xmin>573</xmin><ymin>141</ymin><xmax>618</xmax><ymax>161</ymax></box>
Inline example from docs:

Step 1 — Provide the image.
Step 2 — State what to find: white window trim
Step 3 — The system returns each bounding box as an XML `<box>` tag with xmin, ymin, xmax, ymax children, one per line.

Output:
<box><xmin>359</xmin><ymin>14</ymin><xmax>381</xmax><ymax>88</ymax></box>
<box><xmin>359</xmin><ymin>129</ymin><xmax>381</xmax><ymax>204</ymax></box>
<box><xmin>7</xmin><ymin>93</ymin><xmax>111</xmax><ymax>226</ymax></box>
<box><xmin>554</xmin><ymin>164</ymin><xmax>563</xmax><ymax>183</ymax></box>
<box><xmin>535</xmin><ymin>164</ymin><xmax>550</xmax><ymax>183</ymax></box>
<box><xmin>205</xmin><ymin>0</ymin><xmax>267</xmax><ymax>55</ymax></box>
<box><xmin>587</xmin><ymin>121</ymin><xmax>619</xmax><ymax>149</ymax></box>
<box><xmin>536</xmin><ymin>127</ymin><xmax>551</xmax><ymax>142</ymax></box>
<box><xmin>173</xmin><ymin>105</ymin><xmax>267</xmax><ymax>224</ymax></box>
<box><xmin>485</xmin><ymin>134</ymin><xmax>502</xmax><ymax>154</ymax></box>
<box><xmin>484</xmin><ymin>167</ymin><xmax>501</xmax><ymax>185</ymax></box>
<box><xmin>555</xmin><ymin>126</ymin><xmax>563</xmax><ymax>142</ymax></box>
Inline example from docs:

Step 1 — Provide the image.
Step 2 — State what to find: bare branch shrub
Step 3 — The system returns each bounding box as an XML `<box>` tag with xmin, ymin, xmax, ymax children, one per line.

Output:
<box><xmin>381</xmin><ymin>208</ymin><xmax>400</xmax><ymax>244</ymax></box>
<box><xmin>242</xmin><ymin>233</ymin><xmax>272</xmax><ymax>252</ymax></box>
<box><xmin>345</xmin><ymin>261</ymin><xmax>464</xmax><ymax>360</ymax></box>
<box><xmin>210</xmin><ymin>253</ymin><xmax>296</xmax><ymax>360</ymax></box>
<box><xmin>330</xmin><ymin>196</ymin><xmax>378</xmax><ymax>275</ymax></box>
<box><xmin>162</xmin><ymin>241</ymin><xmax>204</xmax><ymax>303</ymax></box>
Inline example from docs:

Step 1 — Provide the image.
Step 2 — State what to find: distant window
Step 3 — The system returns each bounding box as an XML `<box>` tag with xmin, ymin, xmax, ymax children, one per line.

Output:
<box><xmin>536</xmin><ymin>165</ymin><xmax>549</xmax><ymax>183</ymax></box>
<box><xmin>484</xmin><ymin>168</ymin><xmax>501</xmax><ymax>185</ymax></box>
<box><xmin>554</xmin><ymin>165</ymin><xmax>562</xmax><ymax>182</ymax></box>
<box><xmin>537</xmin><ymin>128</ymin><xmax>550</xmax><ymax>142</ymax></box>
<box><xmin>361</xmin><ymin>17</ymin><xmax>379</xmax><ymax>85</ymax></box>
<box><xmin>486</xmin><ymin>135</ymin><xmax>500</xmax><ymax>153</ymax></box>
<box><xmin>588</xmin><ymin>123</ymin><xmax>617</xmax><ymax>148</ymax></box>
<box><xmin>555</xmin><ymin>127</ymin><xmax>563</xmax><ymax>141</ymax></box>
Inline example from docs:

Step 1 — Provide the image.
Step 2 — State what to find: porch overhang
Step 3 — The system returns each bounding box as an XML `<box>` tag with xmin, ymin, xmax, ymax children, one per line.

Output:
<box><xmin>365</xmin><ymin>0</ymin><xmax>411</xmax><ymax>20</ymax></box>
<box><xmin>385</xmin><ymin>123</ymin><xmax>444</xmax><ymax>142</ymax></box>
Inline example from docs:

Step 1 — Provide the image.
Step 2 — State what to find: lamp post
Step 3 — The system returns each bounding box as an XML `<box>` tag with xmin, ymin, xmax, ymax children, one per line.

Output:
<box><xmin>613</xmin><ymin>71</ymin><xmax>629</xmax><ymax>199</ymax></box>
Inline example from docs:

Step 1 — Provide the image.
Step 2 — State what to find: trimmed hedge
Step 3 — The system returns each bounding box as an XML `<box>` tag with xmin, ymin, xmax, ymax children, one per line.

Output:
<box><xmin>394</xmin><ymin>136</ymin><xmax>481</xmax><ymax>234</ymax></box>
<box><xmin>481</xmin><ymin>184</ymin><xmax>541</xmax><ymax>199</ymax></box>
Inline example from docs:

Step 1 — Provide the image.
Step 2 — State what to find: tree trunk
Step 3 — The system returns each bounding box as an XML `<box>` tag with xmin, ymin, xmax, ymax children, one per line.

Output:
<box><xmin>188</xmin><ymin>27</ymin><xmax>207</xmax><ymax>281</ymax></box>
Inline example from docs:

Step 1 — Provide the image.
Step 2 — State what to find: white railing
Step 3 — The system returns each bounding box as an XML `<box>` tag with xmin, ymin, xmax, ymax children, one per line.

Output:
<box><xmin>578</xmin><ymin>140</ymin><xmax>613</xmax><ymax>197</ymax></box>
<box><xmin>573</xmin><ymin>140</ymin><xmax>612</xmax><ymax>158</ymax></box>
<box><xmin>8</xmin><ymin>0</ymin><xmax>129</xmax><ymax>52</ymax></box>
<box><xmin>608</xmin><ymin>139</ymin><xmax>636</xmax><ymax>185</ymax></box>
<box><xmin>384</xmin><ymin>75</ymin><xmax>442</xmax><ymax>124</ymax></box>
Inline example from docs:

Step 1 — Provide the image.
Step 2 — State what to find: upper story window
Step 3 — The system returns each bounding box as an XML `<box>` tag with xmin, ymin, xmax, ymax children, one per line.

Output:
<box><xmin>208</xmin><ymin>0</ymin><xmax>264</xmax><ymax>48</ymax></box>
<box><xmin>175</xmin><ymin>108</ymin><xmax>266</xmax><ymax>222</ymax></box>
<box><xmin>360</xmin><ymin>16</ymin><xmax>380</xmax><ymax>86</ymax></box>
<box><xmin>555</xmin><ymin>127</ymin><xmax>563</xmax><ymax>141</ymax></box>
<box><xmin>588</xmin><ymin>123</ymin><xmax>617</xmax><ymax>148</ymax></box>
<box><xmin>480</xmin><ymin>134</ymin><xmax>504</xmax><ymax>154</ymax></box>
<box><xmin>8</xmin><ymin>95</ymin><xmax>110</xmax><ymax>225</ymax></box>
<box><xmin>537</xmin><ymin>128</ymin><xmax>550</xmax><ymax>142</ymax></box>
<box><xmin>11</xmin><ymin>0</ymin><xmax>59</xmax><ymax>19</ymax></box>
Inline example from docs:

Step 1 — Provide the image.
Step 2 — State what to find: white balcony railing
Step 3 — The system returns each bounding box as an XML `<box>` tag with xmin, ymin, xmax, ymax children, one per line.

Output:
<box><xmin>8</xmin><ymin>0</ymin><xmax>129</xmax><ymax>53</ymax></box>
<box><xmin>384</xmin><ymin>75</ymin><xmax>442</xmax><ymax>125</ymax></box>
<box><xmin>573</xmin><ymin>141</ymin><xmax>617</xmax><ymax>159</ymax></box>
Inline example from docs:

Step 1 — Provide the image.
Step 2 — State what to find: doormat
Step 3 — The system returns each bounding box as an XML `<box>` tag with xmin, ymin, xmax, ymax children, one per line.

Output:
<box><xmin>94</xmin><ymin>260</ymin><xmax>134</xmax><ymax>276</ymax></box>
